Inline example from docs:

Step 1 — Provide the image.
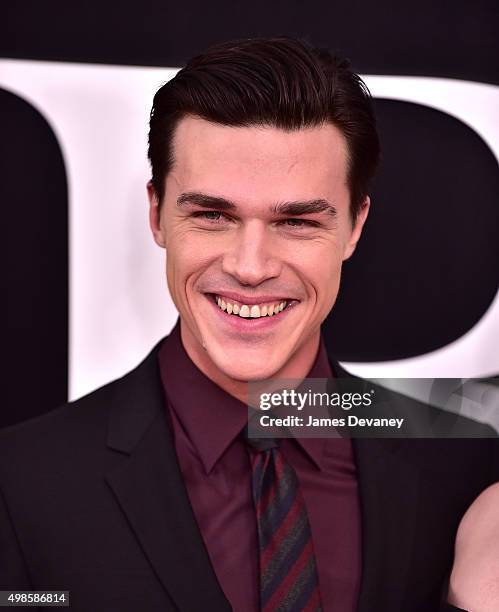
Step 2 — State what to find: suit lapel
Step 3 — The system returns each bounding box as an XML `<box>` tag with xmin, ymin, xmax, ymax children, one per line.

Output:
<box><xmin>353</xmin><ymin>438</ymin><xmax>420</xmax><ymax>612</ymax></box>
<box><xmin>329</xmin><ymin>357</ymin><xmax>420</xmax><ymax>611</ymax></box>
<box><xmin>104</xmin><ymin>344</ymin><xmax>231</xmax><ymax>612</ymax></box>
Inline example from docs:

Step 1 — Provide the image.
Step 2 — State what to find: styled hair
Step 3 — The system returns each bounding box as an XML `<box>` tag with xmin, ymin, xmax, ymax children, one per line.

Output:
<box><xmin>148</xmin><ymin>37</ymin><xmax>380</xmax><ymax>220</ymax></box>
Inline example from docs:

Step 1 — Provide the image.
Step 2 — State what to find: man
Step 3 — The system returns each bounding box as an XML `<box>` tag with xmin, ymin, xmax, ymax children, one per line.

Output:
<box><xmin>0</xmin><ymin>38</ymin><xmax>497</xmax><ymax>612</ymax></box>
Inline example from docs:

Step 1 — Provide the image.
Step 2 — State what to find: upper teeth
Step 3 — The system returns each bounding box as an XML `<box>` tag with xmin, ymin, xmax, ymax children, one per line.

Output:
<box><xmin>216</xmin><ymin>296</ymin><xmax>288</xmax><ymax>318</ymax></box>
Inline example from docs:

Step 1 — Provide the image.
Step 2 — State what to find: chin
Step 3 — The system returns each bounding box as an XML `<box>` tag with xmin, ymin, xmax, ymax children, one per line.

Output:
<box><xmin>208</xmin><ymin>346</ymin><xmax>286</xmax><ymax>383</ymax></box>
<box><xmin>221</xmin><ymin>365</ymin><xmax>277</xmax><ymax>383</ymax></box>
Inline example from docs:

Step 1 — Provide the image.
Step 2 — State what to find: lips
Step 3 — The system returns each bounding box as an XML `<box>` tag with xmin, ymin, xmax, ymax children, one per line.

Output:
<box><xmin>208</xmin><ymin>291</ymin><xmax>297</xmax><ymax>305</ymax></box>
<box><xmin>203</xmin><ymin>292</ymin><xmax>299</xmax><ymax>327</ymax></box>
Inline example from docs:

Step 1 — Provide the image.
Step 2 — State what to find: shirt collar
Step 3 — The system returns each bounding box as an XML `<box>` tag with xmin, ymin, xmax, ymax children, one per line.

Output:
<box><xmin>158</xmin><ymin>318</ymin><xmax>332</xmax><ymax>474</ymax></box>
<box><xmin>293</xmin><ymin>335</ymin><xmax>332</xmax><ymax>470</ymax></box>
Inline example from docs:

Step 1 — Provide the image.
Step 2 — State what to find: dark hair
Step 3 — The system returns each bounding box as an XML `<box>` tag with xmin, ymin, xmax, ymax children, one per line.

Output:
<box><xmin>148</xmin><ymin>37</ymin><xmax>380</xmax><ymax>220</ymax></box>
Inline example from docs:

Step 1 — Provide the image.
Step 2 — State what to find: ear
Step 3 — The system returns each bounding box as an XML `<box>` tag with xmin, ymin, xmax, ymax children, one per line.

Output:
<box><xmin>147</xmin><ymin>181</ymin><xmax>166</xmax><ymax>248</ymax></box>
<box><xmin>343</xmin><ymin>196</ymin><xmax>370</xmax><ymax>261</ymax></box>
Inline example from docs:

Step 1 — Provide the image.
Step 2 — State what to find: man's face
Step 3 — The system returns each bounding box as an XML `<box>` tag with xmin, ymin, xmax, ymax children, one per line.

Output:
<box><xmin>149</xmin><ymin>116</ymin><xmax>368</xmax><ymax>381</ymax></box>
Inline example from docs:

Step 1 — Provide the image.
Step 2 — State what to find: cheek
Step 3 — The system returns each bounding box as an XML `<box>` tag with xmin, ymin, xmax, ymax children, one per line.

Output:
<box><xmin>295</xmin><ymin>241</ymin><xmax>343</xmax><ymax>293</ymax></box>
<box><xmin>164</xmin><ymin>232</ymin><xmax>191</xmax><ymax>302</ymax></box>
<box><xmin>299</xmin><ymin>249</ymin><xmax>343</xmax><ymax>324</ymax></box>
<box><xmin>318</xmin><ymin>258</ymin><xmax>343</xmax><ymax>308</ymax></box>
<box><xmin>165</xmin><ymin>232</ymin><xmax>216</xmax><ymax>293</ymax></box>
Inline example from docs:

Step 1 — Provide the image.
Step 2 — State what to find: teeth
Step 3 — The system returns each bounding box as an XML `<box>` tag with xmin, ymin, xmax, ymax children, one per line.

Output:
<box><xmin>214</xmin><ymin>295</ymin><xmax>289</xmax><ymax>319</ymax></box>
<box><xmin>239</xmin><ymin>305</ymin><xmax>250</xmax><ymax>317</ymax></box>
<box><xmin>250</xmin><ymin>305</ymin><xmax>260</xmax><ymax>318</ymax></box>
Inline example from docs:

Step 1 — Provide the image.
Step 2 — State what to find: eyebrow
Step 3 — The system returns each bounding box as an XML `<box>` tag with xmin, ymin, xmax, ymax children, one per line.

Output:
<box><xmin>176</xmin><ymin>192</ymin><xmax>337</xmax><ymax>218</ymax></box>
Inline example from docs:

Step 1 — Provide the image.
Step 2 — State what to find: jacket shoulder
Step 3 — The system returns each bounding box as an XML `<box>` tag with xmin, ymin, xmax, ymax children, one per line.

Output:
<box><xmin>0</xmin><ymin>378</ymin><xmax>113</xmax><ymax>474</ymax></box>
<box><xmin>0</xmin><ymin>340</ymin><xmax>164</xmax><ymax>475</ymax></box>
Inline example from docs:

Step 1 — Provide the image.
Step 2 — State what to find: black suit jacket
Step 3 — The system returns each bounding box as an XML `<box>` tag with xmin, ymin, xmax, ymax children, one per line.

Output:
<box><xmin>1</xmin><ymin>340</ymin><xmax>497</xmax><ymax>611</ymax></box>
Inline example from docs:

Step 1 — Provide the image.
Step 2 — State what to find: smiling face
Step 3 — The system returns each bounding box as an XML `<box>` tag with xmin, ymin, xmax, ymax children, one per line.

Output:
<box><xmin>149</xmin><ymin>115</ymin><xmax>369</xmax><ymax>390</ymax></box>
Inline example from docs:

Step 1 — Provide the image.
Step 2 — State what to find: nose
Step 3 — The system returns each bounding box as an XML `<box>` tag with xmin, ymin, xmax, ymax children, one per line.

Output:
<box><xmin>222</xmin><ymin>220</ymin><xmax>282</xmax><ymax>286</ymax></box>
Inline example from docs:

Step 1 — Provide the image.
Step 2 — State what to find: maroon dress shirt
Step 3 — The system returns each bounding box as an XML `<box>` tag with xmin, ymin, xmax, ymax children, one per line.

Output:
<box><xmin>158</xmin><ymin>319</ymin><xmax>361</xmax><ymax>612</ymax></box>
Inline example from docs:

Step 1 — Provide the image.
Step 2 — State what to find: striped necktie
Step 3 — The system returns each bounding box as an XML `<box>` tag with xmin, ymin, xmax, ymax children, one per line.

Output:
<box><xmin>245</xmin><ymin>436</ymin><xmax>323</xmax><ymax>612</ymax></box>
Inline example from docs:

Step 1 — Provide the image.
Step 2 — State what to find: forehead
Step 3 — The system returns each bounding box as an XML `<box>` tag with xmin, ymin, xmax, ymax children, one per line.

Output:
<box><xmin>168</xmin><ymin>116</ymin><xmax>349</xmax><ymax>206</ymax></box>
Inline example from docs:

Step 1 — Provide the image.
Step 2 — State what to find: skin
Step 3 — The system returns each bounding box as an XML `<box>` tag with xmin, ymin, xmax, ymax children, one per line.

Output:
<box><xmin>448</xmin><ymin>482</ymin><xmax>499</xmax><ymax>611</ymax></box>
<box><xmin>148</xmin><ymin>115</ymin><xmax>369</xmax><ymax>402</ymax></box>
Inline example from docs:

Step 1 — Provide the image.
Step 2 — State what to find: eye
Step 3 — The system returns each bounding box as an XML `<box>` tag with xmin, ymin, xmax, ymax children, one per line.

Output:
<box><xmin>279</xmin><ymin>218</ymin><xmax>320</xmax><ymax>229</ymax></box>
<box><xmin>192</xmin><ymin>211</ymin><xmax>228</xmax><ymax>223</ymax></box>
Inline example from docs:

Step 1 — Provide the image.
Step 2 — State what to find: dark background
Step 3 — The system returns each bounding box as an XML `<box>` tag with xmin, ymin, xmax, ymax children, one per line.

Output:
<box><xmin>2</xmin><ymin>0</ymin><xmax>498</xmax><ymax>84</ymax></box>
<box><xmin>3</xmin><ymin>1</ymin><xmax>499</xmax><ymax>427</ymax></box>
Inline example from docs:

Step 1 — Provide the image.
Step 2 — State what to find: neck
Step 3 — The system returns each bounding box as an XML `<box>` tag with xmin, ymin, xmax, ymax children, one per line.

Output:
<box><xmin>179</xmin><ymin>319</ymin><xmax>321</xmax><ymax>404</ymax></box>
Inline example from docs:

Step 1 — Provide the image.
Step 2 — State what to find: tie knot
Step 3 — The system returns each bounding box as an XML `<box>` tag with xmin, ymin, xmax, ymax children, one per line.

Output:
<box><xmin>243</xmin><ymin>433</ymin><xmax>280</xmax><ymax>453</ymax></box>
